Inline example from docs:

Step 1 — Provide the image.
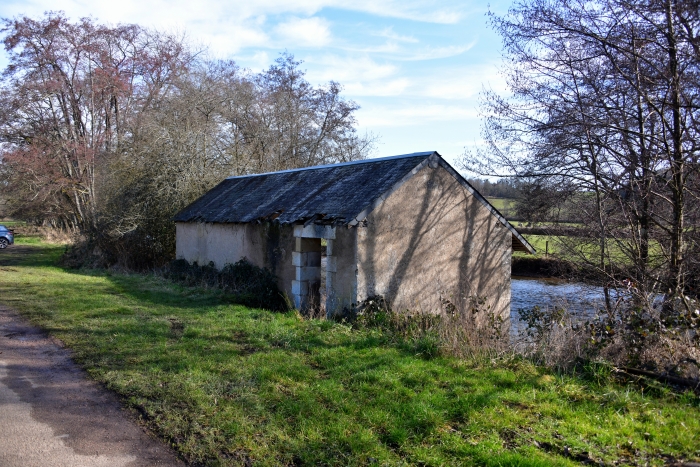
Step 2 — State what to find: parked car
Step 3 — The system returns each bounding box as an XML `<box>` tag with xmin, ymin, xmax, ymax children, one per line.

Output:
<box><xmin>0</xmin><ymin>225</ymin><xmax>14</xmax><ymax>248</ymax></box>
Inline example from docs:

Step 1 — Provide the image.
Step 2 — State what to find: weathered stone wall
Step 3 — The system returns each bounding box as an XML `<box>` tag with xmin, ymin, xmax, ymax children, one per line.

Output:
<box><xmin>356</xmin><ymin>164</ymin><xmax>512</xmax><ymax>320</ymax></box>
<box><xmin>175</xmin><ymin>222</ymin><xmax>296</xmax><ymax>299</ymax></box>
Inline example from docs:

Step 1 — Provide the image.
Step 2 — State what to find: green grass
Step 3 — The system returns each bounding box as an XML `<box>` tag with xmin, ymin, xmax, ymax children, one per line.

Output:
<box><xmin>1</xmin><ymin>243</ymin><xmax>698</xmax><ymax>466</ymax></box>
<box><xmin>516</xmin><ymin>234</ymin><xmax>665</xmax><ymax>267</ymax></box>
<box><xmin>513</xmin><ymin>234</ymin><xmax>561</xmax><ymax>258</ymax></box>
<box><xmin>486</xmin><ymin>197</ymin><xmax>510</xmax><ymax>212</ymax></box>
<box><xmin>0</xmin><ymin>219</ymin><xmax>26</xmax><ymax>228</ymax></box>
<box><xmin>15</xmin><ymin>236</ymin><xmax>46</xmax><ymax>245</ymax></box>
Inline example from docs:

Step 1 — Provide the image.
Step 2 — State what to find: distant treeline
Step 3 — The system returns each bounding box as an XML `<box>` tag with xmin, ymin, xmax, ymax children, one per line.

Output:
<box><xmin>466</xmin><ymin>178</ymin><xmax>521</xmax><ymax>199</ymax></box>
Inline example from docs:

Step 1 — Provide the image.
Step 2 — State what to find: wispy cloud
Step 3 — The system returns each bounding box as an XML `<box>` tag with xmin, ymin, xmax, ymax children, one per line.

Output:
<box><xmin>419</xmin><ymin>65</ymin><xmax>504</xmax><ymax>99</ymax></box>
<box><xmin>2</xmin><ymin>0</ymin><xmax>470</xmax><ymax>57</ymax></box>
<box><xmin>329</xmin><ymin>43</ymin><xmax>474</xmax><ymax>63</ymax></box>
<box><xmin>374</xmin><ymin>27</ymin><xmax>418</xmax><ymax>43</ymax></box>
<box><xmin>2</xmin><ymin>0</ymin><xmax>467</xmax><ymax>26</ymax></box>
<box><xmin>307</xmin><ymin>55</ymin><xmax>411</xmax><ymax>96</ymax></box>
<box><xmin>396</xmin><ymin>43</ymin><xmax>476</xmax><ymax>61</ymax></box>
<box><xmin>0</xmin><ymin>0</ymin><xmax>502</xmax><ymax>158</ymax></box>
<box><xmin>309</xmin><ymin>55</ymin><xmax>397</xmax><ymax>82</ymax></box>
<box><xmin>334</xmin><ymin>0</ymin><xmax>465</xmax><ymax>24</ymax></box>
<box><xmin>1</xmin><ymin>0</ymin><xmax>475</xmax><ymax>57</ymax></box>
<box><xmin>345</xmin><ymin>79</ymin><xmax>411</xmax><ymax>97</ymax></box>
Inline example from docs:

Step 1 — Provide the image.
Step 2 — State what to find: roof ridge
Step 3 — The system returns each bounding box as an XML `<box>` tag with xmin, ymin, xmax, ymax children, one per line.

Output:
<box><xmin>225</xmin><ymin>151</ymin><xmax>437</xmax><ymax>180</ymax></box>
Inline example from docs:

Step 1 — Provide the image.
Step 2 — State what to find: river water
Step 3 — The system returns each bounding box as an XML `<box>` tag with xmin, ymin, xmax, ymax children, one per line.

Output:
<box><xmin>510</xmin><ymin>276</ymin><xmax>613</xmax><ymax>336</ymax></box>
<box><xmin>511</xmin><ymin>276</ymin><xmax>610</xmax><ymax>317</ymax></box>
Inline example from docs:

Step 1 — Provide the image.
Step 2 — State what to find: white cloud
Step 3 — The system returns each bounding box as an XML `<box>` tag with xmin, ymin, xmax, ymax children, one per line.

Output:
<box><xmin>305</xmin><ymin>56</ymin><xmax>504</xmax><ymax>101</ymax></box>
<box><xmin>306</xmin><ymin>55</ymin><xmax>410</xmax><ymax>96</ymax></box>
<box><xmin>1</xmin><ymin>0</ymin><xmax>475</xmax><ymax>58</ymax></box>
<box><xmin>334</xmin><ymin>0</ymin><xmax>464</xmax><ymax>24</ymax></box>
<box><xmin>344</xmin><ymin>78</ymin><xmax>411</xmax><ymax>96</ymax></box>
<box><xmin>1</xmin><ymin>0</ymin><xmax>467</xmax><ymax>28</ymax></box>
<box><xmin>235</xmin><ymin>51</ymin><xmax>272</xmax><ymax>72</ymax></box>
<box><xmin>275</xmin><ymin>17</ymin><xmax>331</xmax><ymax>47</ymax></box>
<box><xmin>0</xmin><ymin>0</ymin><xmax>499</xmax><ymax>165</ymax></box>
<box><xmin>404</xmin><ymin>63</ymin><xmax>506</xmax><ymax>100</ymax></box>
<box><xmin>205</xmin><ymin>24</ymin><xmax>270</xmax><ymax>56</ymax></box>
<box><xmin>423</xmin><ymin>80</ymin><xmax>479</xmax><ymax>100</ymax></box>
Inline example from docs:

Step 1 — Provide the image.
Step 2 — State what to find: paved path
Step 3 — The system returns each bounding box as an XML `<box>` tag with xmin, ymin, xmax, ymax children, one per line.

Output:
<box><xmin>0</xmin><ymin>305</ymin><xmax>184</xmax><ymax>467</ymax></box>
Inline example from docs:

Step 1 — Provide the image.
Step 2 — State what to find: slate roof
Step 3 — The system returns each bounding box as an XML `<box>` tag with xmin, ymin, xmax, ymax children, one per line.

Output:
<box><xmin>174</xmin><ymin>151</ymin><xmax>535</xmax><ymax>253</ymax></box>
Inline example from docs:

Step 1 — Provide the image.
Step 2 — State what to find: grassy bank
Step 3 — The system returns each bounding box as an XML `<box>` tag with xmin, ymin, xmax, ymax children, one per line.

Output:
<box><xmin>1</xmin><ymin>240</ymin><xmax>698</xmax><ymax>466</ymax></box>
<box><xmin>0</xmin><ymin>219</ymin><xmax>25</xmax><ymax>228</ymax></box>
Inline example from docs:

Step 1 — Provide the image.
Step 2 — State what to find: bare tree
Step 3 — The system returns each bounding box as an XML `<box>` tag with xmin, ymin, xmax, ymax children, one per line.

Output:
<box><xmin>463</xmin><ymin>0</ymin><xmax>700</xmax><ymax>308</ymax></box>
<box><xmin>235</xmin><ymin>53</ymin><xmax>374</xmax><ymax>173</ymax></box>
<box><xmin>0</xmin><ymin>14</ymin><xmax>375</xmax><ymax>268</ymax></box>
<box><xmin>0</xmin><ymin>13</ymin><xmax>191</xmax><ymax>230</ymax></box>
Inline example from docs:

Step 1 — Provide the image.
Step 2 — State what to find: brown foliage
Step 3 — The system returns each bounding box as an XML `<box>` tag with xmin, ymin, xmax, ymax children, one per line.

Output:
<box><xmin>0</xmin><ymin>13</ymin><xmax>190</xmax><ymax>230</ymax></box>
<box><xmin>0</xmin><ymin>13</ymin><xmax>375</xmax><ymax>268</ymax></box>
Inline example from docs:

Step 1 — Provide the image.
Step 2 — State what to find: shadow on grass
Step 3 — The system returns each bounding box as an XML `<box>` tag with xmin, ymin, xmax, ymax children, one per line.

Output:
<box><xmin>0</xmin><ymin>244</ymin><xmax>66</xmax><ymax>267</ymax></box>
<box><xmin>0</xmin><ymin>243</ymin><xmax>678</xmax><ymax>399</ymax></box>
<box><xmin>2</xmin><ymin>243</ymin><xmax>233</xmax><ymax>311</ymax></box>
<box><xmin>0</xmin><ymin>244</ymin><xmax>635</xmax><ymax>391</ymax></box>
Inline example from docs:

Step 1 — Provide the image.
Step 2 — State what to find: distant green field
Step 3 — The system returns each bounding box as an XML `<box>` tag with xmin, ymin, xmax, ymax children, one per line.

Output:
<box><xmin>515</xmin><ymin>234</ymin><xmax>662</xmax><ymax>268</ymax></box>
<box><xmin>514</xmin><ymin>234</ymin><xmax>560</xmax><ymax>257</ymax></box>
<box><xmin>0</xmin><ymin>219</ymin><xmax>25</xmax><ymax>228</ymax></box>
<box><xmin>0</xmin><ymin>219</ymin><xmax>27</xmax><ymax>229</ymax></box>
<box><xmin>486</xmin><ymin>197</ymin><xmax>511</xmax><ymax>212</ymax></box>
<box><xmin>485</xmin><ymin>199</ymin><xmax>585</xmax><ymax>228</ymax></box>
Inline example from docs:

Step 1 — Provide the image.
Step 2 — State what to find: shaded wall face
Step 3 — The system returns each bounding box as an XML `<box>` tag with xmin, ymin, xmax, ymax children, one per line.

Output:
<box><xmin>356</xmin><ymin>165</ymin><xmax>512</xmax><ymax>320</ymax></box>
<box><xmin>329</xmin><ymin>227</ymin><xmax>358</xmax><ymax>313</ymax></box>
<box><xmin>175</xmin><ymin>222</ymin><xmax>296</xmax><ymax>298</ymax></box>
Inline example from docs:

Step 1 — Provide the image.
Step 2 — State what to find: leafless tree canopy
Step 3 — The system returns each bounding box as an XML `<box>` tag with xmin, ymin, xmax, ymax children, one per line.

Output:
<box><xmin>0</xmin><ymin>13</ymin><xmax>376</xmax><ymax>267</ymax></box>
<box><xmin>463</xmin><ymin>0</ymin><xmax>700</xmax><ymax>306</ymax></box>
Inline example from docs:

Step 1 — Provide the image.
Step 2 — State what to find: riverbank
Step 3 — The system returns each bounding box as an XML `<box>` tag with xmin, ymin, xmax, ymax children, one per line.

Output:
<box><xmin>511</xmin><ymin>255</ymin><xmax>628</xmax><ymax>285</ymax></box>
<box><xmin>512</xmin><ymin>256</ymin><xmax>568</xmax><ymax>278</ymax></box>
<box><xmin>1</xmin><ymin>241</ymin><xmax>699</xmax><ymax>466</ymax></box>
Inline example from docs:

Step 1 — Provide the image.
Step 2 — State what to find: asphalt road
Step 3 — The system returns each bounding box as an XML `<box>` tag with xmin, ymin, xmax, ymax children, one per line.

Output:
<box><xmin>0</xmin><ymin>305</ymin><xmax>184</xmax><ymax>467</ymax></box>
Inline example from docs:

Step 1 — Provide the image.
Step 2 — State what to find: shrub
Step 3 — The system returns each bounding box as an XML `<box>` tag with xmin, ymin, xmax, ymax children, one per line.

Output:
<box><xmin>165</xmin><ymin>259</ymin><xmax>289</xmax><ymax>312</ymax></box>
<box><xmin>515</xmin><ymin>295</ymin><xmax>700</xmax><ymax>385</ymax></box>
<box><xmin>348</xmin><ymin>296</ymin><xmax>438</xmax><ymax>333</ymax></box>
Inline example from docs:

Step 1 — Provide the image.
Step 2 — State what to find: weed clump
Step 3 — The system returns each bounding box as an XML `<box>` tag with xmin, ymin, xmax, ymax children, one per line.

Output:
<box><xmin>347</xmin><ymin>295</ymin><xmax>443</xmax><ymax>359</ymax></box>
<box><xmin>514</xmin><ymin>297</ymin><xmax>700</xmax><ymax>390</ymax></box>
<box><xmin>165</xmin><ymin>259</ymin><xmax>289</xmax><ymax>312</ymax></box>
<box><xmin>341</xmin><ymin>294</ymin><xmax>509</xmax><ymax>359</ymax></box>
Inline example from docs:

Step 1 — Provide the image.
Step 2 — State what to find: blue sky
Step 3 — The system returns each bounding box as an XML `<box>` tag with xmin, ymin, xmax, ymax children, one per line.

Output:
<box><xmin>0</xmin><ymin>0</ymin><xmax>512</xmax><ymax>167</ymax></box>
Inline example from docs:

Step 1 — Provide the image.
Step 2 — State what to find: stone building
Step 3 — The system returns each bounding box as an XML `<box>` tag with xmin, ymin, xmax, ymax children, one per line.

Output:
<box><xmin>174</xmin><ymin>152</ymin><xmax>534</xmax><ymax>318</ymax></box>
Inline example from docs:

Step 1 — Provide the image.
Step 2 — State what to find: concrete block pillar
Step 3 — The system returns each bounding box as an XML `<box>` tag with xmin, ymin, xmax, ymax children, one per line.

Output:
<box><xmin>292</xmin><ymin>237</ymin><xmax>322</xmax><ymax>310</ymax></box>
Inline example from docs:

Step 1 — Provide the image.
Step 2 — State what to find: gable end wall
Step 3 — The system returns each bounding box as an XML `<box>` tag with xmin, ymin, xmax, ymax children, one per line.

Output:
<box><xmin>356</xmin><ymin>164</ymin><xmax>512</xmax><ymax>320</ymax></box>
